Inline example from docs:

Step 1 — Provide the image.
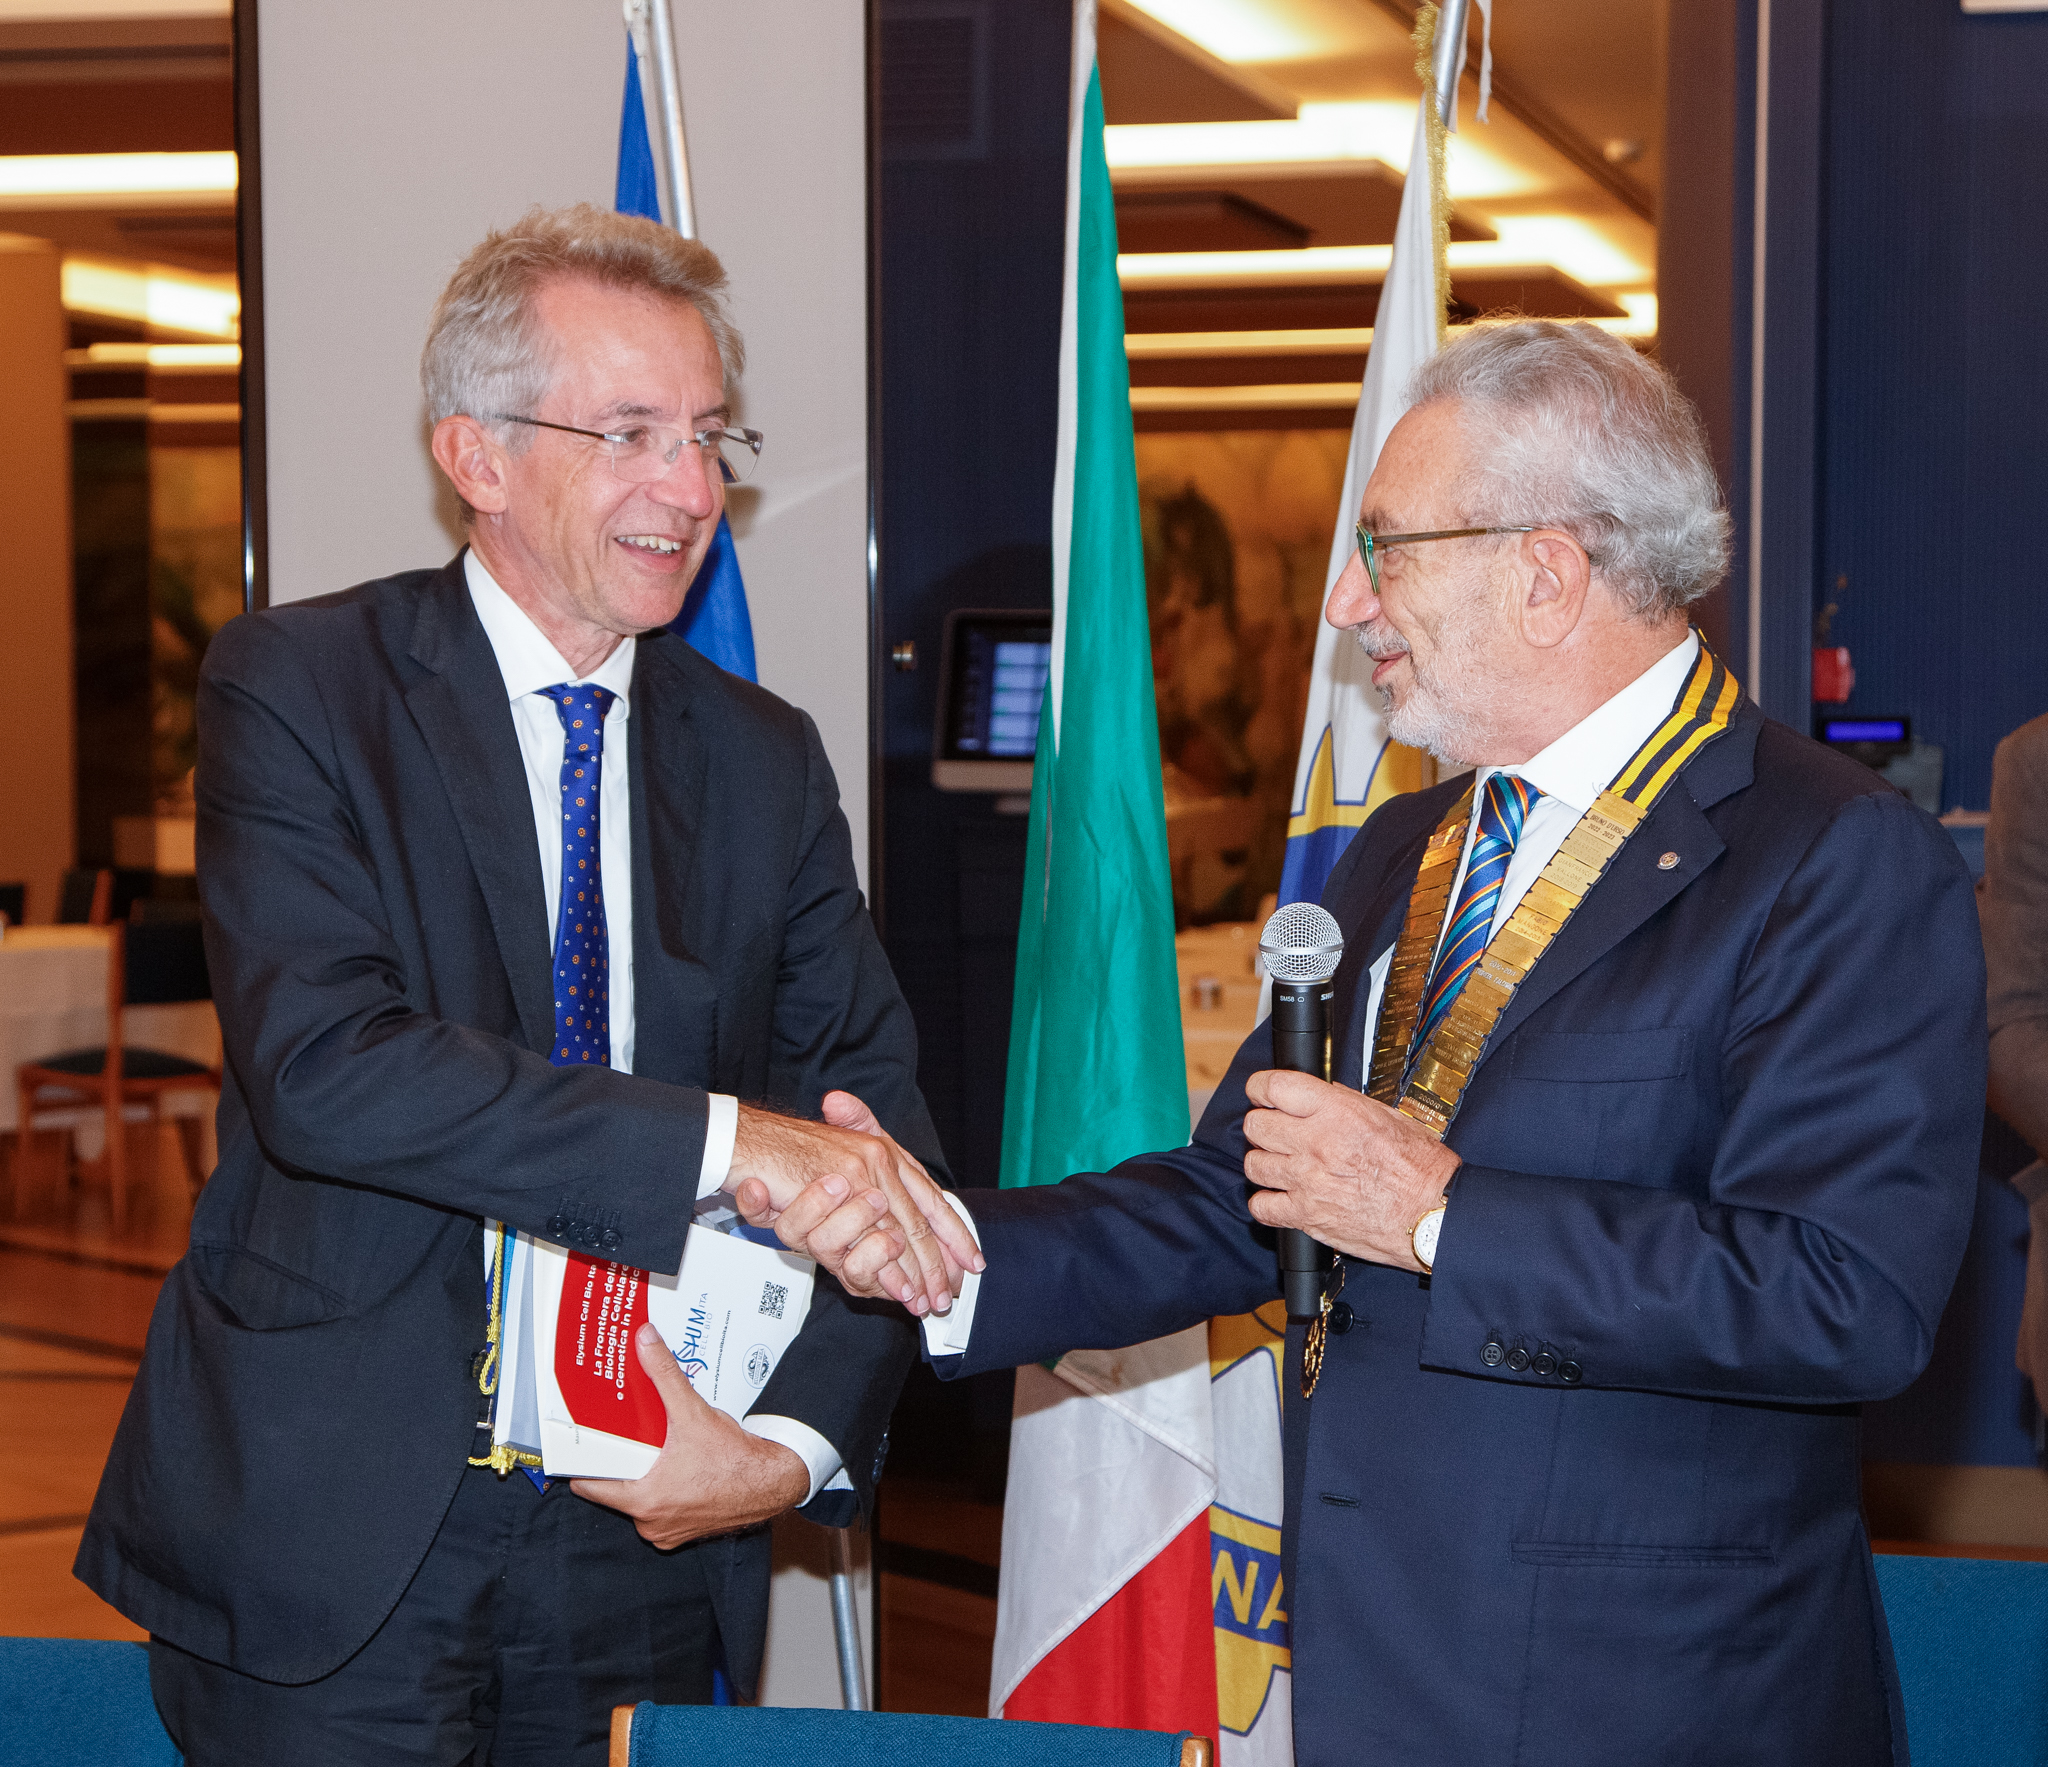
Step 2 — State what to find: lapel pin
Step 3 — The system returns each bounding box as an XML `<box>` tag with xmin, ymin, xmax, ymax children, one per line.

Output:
<box><xmin>1657</xmin><ymin>851</ymin><xmax>1681</xmax><ymax>871</ymax></box>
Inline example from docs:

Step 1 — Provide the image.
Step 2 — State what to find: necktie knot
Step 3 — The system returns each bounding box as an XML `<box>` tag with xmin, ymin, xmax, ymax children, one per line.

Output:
<box><xmin>540</xmin><ymin>682</ymin><xmax>616</xmax><ymax>759</ymax></box>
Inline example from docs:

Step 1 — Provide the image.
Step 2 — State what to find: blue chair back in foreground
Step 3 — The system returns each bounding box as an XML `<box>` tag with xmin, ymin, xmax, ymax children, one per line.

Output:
<box><xmin>0</xmin><ymin>1638</ymin><xmax>181</xmax><ymax>1767</ymax></box>
<box><xmin>612</xmin><ymin>1705</ymin><xmax>1212</xmax><ymax>1767</ymax></box>
<box><xmin>1875</xmin><ymin>1552</ymin><xmax>2048</xmax><ymax>1765</ymax></box>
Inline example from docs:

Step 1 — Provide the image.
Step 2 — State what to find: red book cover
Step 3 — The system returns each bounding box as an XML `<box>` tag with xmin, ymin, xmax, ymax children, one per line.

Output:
<box><xmin>552</xmin><ymin>1255</ymin><xmax>668</xmax><ymax>1449</ymax></box>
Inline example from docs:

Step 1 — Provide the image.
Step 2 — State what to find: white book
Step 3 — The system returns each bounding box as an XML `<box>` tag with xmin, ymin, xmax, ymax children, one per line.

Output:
<box><xmin>514</xmin><ymin>1198</ymin><xmax>815</xmax><ymax>1481</ymax></box>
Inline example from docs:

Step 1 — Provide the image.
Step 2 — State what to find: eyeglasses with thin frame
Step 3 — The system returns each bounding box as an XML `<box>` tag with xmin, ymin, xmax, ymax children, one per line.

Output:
<box><xmin>1353</xmin><ymin>522</ymin><xmax>1537</xmax><ymax>597</ymax></box>
<box><xmin>491</xmin><ymin>414</ymin><xmax>765</xmax><ymax>485</ymax></box>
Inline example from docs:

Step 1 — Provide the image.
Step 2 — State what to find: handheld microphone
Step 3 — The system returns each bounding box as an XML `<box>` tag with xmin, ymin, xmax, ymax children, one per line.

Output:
<box><xmin>1258</xmin><ymin>902</ymin><xmax>1346</xmax><ymax>1321</ymax></box>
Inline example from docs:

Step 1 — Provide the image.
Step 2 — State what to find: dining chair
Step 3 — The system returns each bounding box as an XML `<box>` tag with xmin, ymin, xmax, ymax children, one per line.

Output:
<box><xmin>16</xmin><ymin>921</ymin><xmax>221</xmax><ymax>1231</ymax></box>
<box><xmin>56</xmin><ymin>868</ymin><xmax>112</xmax><ymax>926</ymax></box>
<box><xmin>608</xmin><ymin>1706</ymin><xmax>1212</xmax><ymax>1767</ymax></box>
<box><xmin>0</xmin><ymin>1638</ymin><xmax>181</xmax><ymax>1765</ymax></box>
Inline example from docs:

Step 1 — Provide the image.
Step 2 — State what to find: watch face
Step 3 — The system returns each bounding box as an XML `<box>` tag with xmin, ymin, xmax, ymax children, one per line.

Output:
<box><xmin>1413</xmin><ymin>1207</ymin><xmax>1445</xmax><ymax>1270</ymax></box>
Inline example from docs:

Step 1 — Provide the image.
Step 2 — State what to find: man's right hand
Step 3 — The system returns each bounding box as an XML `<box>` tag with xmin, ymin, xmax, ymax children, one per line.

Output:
<box><xmin>729</xmin><ymin>1095</ymin><xmax>981</xmax><ymax>1315</ymax></box>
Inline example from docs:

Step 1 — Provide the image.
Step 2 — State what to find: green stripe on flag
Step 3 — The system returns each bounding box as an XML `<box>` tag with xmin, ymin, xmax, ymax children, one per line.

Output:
<box><xmin>1000</xmin><ymin>64</ymin><xmax>1188</xmax><ymax>1192</ymax></box>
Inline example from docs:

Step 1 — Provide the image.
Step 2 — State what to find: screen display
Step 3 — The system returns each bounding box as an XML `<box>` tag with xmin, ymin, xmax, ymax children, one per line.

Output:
<box><xmin>1820</xmin><ymin>717</ymin><xmax>1909</xmax><ymax>744</ymax></box>
<box><xmin>942</xmin><ymin>616</ymin><xmax>1052</xmax><ymax>761</ymax></box>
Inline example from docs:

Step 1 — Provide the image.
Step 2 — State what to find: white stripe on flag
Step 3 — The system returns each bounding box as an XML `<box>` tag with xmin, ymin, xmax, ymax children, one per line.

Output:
<box><xmin>991</xmin><ymin>1331</ymin><xmax>1217</xmax><ymax>1717</ymax></box>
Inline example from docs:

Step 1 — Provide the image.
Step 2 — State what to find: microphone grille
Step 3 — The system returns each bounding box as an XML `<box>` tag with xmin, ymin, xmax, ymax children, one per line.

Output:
<box><xmin>1259</xmin><ymin>901</ymin><xmax>1345</xmax><ymax>984</ymax></box>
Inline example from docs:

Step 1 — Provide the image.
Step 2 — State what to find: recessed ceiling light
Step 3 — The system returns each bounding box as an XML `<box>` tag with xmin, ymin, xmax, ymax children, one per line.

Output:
<box><xmin>1120</xmin><ymin>220</ymin><xmax>1648</xmax><ymax>294</ymax></box>
<box><xmin>1104</xmin><ymin>107</ymin><xmax>1534</xmax><ymax>201</ymax></box>
<box><xmin>0</xmin><ymin>153</ymin><xmax>237</xmax><ymax>208</ymax></box>
<box><xmin>61</xmin><ymin>256</ymin><xmax>240</xmax><ymax>339</ymax></box>
<box><xmin>64</xmin><ymin>342</ymin><xmax>243</xmax><ymax>370</ymax></box>
<box><xmin>1120</xmin><ymin>0</ymin><xmax>1345</xmax><ymax>63</ymax></box>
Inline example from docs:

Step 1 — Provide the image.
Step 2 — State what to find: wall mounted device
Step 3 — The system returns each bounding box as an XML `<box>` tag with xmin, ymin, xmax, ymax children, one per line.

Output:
<box><xmin>932</xmin><ymin>608</ymin><xmax>1053</xmax><ymax>793</ymax></box>
<box><xmin>1817</xmin><ymin>715</ymin><xmax>1911</xmax><ymax>767</ymax></box>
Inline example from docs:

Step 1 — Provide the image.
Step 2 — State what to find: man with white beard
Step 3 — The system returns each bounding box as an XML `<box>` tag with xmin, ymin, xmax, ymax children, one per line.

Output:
<box><xmin>749</xmin><ymin>320</ymin><xmax>1987</xmax><ymax>1766</ymax></box>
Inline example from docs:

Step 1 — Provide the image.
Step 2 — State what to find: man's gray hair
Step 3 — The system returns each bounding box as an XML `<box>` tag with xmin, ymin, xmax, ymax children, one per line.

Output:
<box><xmin>1405</xmin><ymin>320</ymin><xmax>1730</xmax><ymax>619</ymax></box>
<box><xmin>420</xmin><ymin>203</ymin><xmax>743</xmax><ymax>445</ymax></box>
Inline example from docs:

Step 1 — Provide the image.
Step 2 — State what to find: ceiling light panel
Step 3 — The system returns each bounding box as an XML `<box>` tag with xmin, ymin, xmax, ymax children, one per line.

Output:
<box><xmin>1105</xmin><ymin>107</ymin><xmax>1535</xmax><ymax>201</ymax></box>
<box><xmin>0</xmin><ymin>153</ymin><xmax>237</xmax><ymax>209</ymax></box>
<box><xmin>1125</xmin><ymin>326</ymin><xmax>1374</xmax><ymax>357</ymax></box>
<box><xmin>1120</xmin><ymin>222</ymin><xmax>1648</xmax><ymax>293</ymax></box>
<box><xmin>1120</xmin><ymin>0</ymin><xmax>1370</xmax><ymax>65</ymax></box>
<box><xmin>62</xmin><ymin>255</ymin><xmax>240</xmax><ymax>338</ymax></box>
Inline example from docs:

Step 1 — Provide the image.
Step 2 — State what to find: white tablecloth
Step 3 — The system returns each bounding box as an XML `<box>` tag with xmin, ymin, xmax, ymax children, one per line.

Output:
<box><xmin>1</xmin><ymin>925</ymin><xmax>221</xmax><ymax>1138</ymax></box>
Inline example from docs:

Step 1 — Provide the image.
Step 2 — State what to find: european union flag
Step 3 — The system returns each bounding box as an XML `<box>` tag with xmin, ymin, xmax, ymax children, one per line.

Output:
<box><xmin>617</xmin><ymin>35</ymin><xmax>758</xmax><ymax>685</ymax></box>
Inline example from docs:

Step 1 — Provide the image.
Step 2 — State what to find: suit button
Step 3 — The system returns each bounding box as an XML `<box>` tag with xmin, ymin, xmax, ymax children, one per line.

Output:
<box><xmin>1506</xmin><ymin>1346</ymin><xmax>1531</xmax><ymax>1372</ymax></box>
<box><xmin>1559</xmin><ymin>1361</ymin><xmax>1583</xmax><ymax>1384</ymax></box>
<box><xmin>1532</xmin><ymin>1352</ymin><xmax>1557</xmax><ymax>1377</ymax></box>
<box><xmin>1482</xmin><ymin>1340</ymin><xmax>1505</xmax><ymax>1366</ymax></box>
<box><xmin>1328</xmin><ymin>1302</ymin><xmax>1355</xmax><ymax>1335</ymax></box>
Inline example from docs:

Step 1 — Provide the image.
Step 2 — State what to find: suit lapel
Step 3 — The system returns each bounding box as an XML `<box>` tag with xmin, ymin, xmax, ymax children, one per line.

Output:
<box><xmin>403</xmin><ymin>557</ymin><xmax>556</xmax><ymax>1055</ymax></box>
<box><xmin>1480</xmin><ymin>702</ymin><xmax>1759</xmax><ymax>1056</ymax></box>
<box><xmin>627</xmin><ymin>633</ymin><xmax>720</xmax><ymax>1086</ymax></box>
<box><xmin>1327</xmin><ymin>704</ymin><xmax>1762</xmax><ymax>1095</ymax></box>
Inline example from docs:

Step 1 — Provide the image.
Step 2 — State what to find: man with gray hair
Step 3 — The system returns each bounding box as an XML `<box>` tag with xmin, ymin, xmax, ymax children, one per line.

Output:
<box><xmin>78</xmin><ymin>204</ymin><xmax>976</xmax><ymax>1764</ymax></box>
<box><xmin>757</xmin><ymin>321</ymin><xmax>1986</xmax><ymax>1763</ymax></box>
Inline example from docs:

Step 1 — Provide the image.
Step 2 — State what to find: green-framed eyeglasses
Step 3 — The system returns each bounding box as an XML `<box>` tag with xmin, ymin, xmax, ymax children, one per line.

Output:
<box><xmin>1353</xmin><ymin>523</ymin><xmax>1537</xmax><ymax>596</ymax></box>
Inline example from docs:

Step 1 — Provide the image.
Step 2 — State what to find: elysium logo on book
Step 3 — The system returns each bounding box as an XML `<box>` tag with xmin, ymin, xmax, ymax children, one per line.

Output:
<box><xmin>491</xmin><ymin>1194</ymin><xmax>814</xmax><ymax>1481</ymax></box>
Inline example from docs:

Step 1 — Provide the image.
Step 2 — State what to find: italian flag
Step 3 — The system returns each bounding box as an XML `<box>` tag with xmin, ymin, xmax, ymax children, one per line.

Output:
<box><xmin>991</xmin><ymin>1</ymin><xmax>1276</xmax><ymax>1754</ymax></box>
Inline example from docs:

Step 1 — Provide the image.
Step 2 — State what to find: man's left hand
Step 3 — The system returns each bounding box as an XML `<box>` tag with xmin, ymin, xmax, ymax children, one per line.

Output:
<box><xmin>1242</xmin><ymin>1069</ymin><xmax>1463</xmax><ymax>1273</ymax></box>
<box><xmin>571</xmin><ymin>1321</ymin><xmax>811</xmax><ymax>1550</ymax></box>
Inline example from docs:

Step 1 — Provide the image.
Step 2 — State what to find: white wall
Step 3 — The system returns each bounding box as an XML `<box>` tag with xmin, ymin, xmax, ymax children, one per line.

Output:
<box><xmin>256</xmin><ymin>0</ymin><xmax>870</xmax><ymax>880</ymax></box>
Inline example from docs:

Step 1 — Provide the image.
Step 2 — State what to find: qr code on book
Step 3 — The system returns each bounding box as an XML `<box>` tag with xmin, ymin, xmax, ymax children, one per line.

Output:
<box><xmin>758</xmin><ymin>1281</ymin><xmax>788</xmax><ymax>1321</ymax></box>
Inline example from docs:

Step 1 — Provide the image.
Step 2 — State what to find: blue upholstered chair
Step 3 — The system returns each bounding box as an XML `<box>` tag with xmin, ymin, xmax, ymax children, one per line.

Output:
<box><xmin>0</xmin><ymin>1638</ymin><xmax>181</xmax><ymax>1766</ymax></box>
<box><xmin>1874</xmin><ymin>1552</ymin><xmax>2048</xmax><ymax>1764</ymax></box>
<box><xmin>609</xmin><ymin>1706</ymin><xmax>1212</xmax><ymax>1767</ymax></box>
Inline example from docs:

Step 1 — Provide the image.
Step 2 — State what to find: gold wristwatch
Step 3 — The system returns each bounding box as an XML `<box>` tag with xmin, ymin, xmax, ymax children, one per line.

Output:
<box><xmin>1411</xmin><ymin>1199</ymin><xmax>1448</xmax><ymax>1273</ymax></box>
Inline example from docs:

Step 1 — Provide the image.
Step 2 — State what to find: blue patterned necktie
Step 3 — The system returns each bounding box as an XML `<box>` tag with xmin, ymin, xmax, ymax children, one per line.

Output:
<box><xmin>1408</xmin><ymin>772</ymin><xmax>1543</xmax><ymax>1070</ymax></box>
<box><xmin>540</xmin><ymin>683</ymin><xmax>616</xmax><ymax>1067</ymax></box>
<box><xmin>484</xmin><ymin>682</ymin><xmax>618</xmax><ymax>1490</ymax></box>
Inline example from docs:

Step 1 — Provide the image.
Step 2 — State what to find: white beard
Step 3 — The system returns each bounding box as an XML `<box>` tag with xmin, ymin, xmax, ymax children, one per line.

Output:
<box><xmin>1353</xmin><ymin>622</ymin><xmax>1500</xmax><ymax>768</ymax></box>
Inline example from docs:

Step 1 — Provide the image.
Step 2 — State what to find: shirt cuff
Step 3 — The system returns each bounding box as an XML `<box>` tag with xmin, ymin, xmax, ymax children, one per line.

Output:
<box><xmin>741</xmin><ymin>1413</ymin><xmax>848</xmax><ymax>1505</ymax></box>
<box><xmin>696</xmin><ymin>1094</ymin><xmax>738</xmax><ymax>1200</ymax></box>
<box><xmin>922</xmin><ymin>1195</ymin><xmax>981</xmax><ymax>1358</ymax></box>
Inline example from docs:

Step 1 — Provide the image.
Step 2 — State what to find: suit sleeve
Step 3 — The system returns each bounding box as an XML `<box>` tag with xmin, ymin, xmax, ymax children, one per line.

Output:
<box><xmin>921</xmin><ymin>803</ymin><xmax>1406</xmax><ymax>1378</ymax></box>
<box><xmin>748</xmin><ymin>712</ymin><xmax>950</xmax><ymax>1521</ymax></box>
<box><xmin>1984</xmin><ymin>722</ymin><xmax>2048</xmax><ymax>1157</ymax></box>
<box><xmin>197</xmin><ymin>614</ymin><xmax>704</xmax><ymax>1275</ymax></box>
<box><xmin>1421</xmin><ymin>788</ymin><xmax>1985</xmax><ymax>1406</ymax></box>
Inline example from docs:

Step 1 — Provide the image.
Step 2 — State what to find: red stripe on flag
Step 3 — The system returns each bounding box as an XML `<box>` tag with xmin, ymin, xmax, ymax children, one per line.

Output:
<box><xmin>1001</xmin><ymin>1509</ymin><xmax>1219</xmax><ymax>1735</ymax></box>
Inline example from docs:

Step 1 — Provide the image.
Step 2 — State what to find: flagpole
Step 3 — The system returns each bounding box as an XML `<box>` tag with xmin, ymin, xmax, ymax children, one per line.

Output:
<box><xmin>1432</xmin><ymin>0</ymin><xmax>1470</xmax><ymax>128</ymax></box>
<box><xmin>626</xmin><ymin>0</ymin><xmax>698</xmax><ymax>239</ymax></box>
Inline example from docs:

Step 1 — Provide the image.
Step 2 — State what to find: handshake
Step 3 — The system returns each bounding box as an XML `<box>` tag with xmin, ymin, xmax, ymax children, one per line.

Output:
<box><xmin>731</xmin><ymin>1091</ymin><xmax>981</xmax><ymax>1314</ymax></box>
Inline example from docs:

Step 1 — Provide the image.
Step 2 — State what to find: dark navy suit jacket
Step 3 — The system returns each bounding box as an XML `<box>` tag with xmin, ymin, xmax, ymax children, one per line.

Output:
<box><xmin>936</xmin><ymin>703</ymin><xmax>1984</xmax><ymax>1766</ymax></box>
<box><xmin>77</xmin><ymin>558</ymin><xmax>943</xmax><ymax>1694</ymax></box>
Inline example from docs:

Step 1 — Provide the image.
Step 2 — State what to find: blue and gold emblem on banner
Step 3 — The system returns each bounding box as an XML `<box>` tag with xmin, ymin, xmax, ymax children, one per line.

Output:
<box><xmin>1208</xmin><ymin>1303</ymin><xmax>1292</xmax><ymax>1742</ymax></box>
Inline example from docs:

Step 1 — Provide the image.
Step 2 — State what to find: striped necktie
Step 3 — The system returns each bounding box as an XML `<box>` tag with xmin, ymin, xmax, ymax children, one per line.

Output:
<box><xmin>1408</xmin><ymin>772</ymin><xmax>1542</xmax><ymax>1071</ymax></box>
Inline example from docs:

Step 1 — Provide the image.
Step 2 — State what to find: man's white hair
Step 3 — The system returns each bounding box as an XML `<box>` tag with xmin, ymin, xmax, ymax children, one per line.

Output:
<box><xmin>1405</xmin><ymin>320</ymin><xmax>1731</xmax><ymax>620</ymax></box>
<box><xmin>420</xmin><ymin>202</ymin><xmax>743</xmax><ymax>448</ymax></box>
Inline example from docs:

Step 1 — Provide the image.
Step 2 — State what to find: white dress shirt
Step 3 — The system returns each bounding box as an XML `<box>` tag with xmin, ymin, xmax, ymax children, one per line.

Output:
<box><xmin>923</xmin><ymin>628</ymin><xmax>1700</xmax><ymax>1352</ymax></box>
<box><xmin>466</xmin><ymin>551</ymin><xmax>844</xmax><ymax>1500</ymax></box>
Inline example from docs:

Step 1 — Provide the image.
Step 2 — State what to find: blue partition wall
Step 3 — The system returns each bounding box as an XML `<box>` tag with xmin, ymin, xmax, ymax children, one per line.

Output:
<box><xmin>1819</xmin><ymin>3</ymin><xmax>2048</xmax><ymax>814</ymax></box>
<box><xmin>1816</xmin><ymin>4</ymin><xmax>2048</xmax><ymax>1473</ymax></box>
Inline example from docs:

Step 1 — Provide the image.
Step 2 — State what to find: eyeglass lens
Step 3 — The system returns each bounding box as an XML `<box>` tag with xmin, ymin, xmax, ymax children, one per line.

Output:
<box><xmin>609</xmin><ymin>427</ymin><xmax>762</xmax><ymax>486</ymax></box>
